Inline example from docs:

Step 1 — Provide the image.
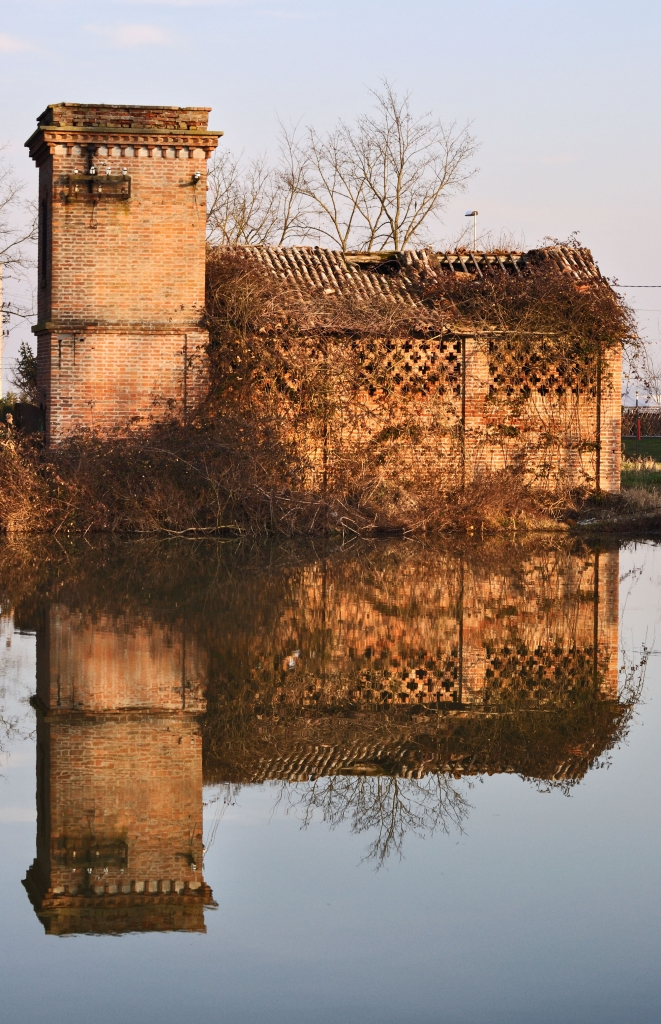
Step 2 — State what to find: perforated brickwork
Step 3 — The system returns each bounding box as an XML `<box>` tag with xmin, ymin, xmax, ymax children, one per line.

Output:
<box><xmin>355</xmin><ymin>334</ymin><xmax>463</xmax><ymax>396</ymax></box>
<box><xmin>230</xmin><ymin>548</ymin><xmax>619</xmax><ymax>713</ymax></box>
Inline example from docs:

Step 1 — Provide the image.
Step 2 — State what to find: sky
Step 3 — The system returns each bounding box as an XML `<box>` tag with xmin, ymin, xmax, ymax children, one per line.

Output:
<box><xmin>2</xmin><ymin>0</ymin><xmax>661</xmax><ymax>395</ymax></box>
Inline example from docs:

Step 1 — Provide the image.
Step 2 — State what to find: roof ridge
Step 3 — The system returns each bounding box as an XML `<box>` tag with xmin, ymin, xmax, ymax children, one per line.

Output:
<box><xmin>216</xmin><ymin>243</ymin><xmax>600</xmax><ymax>311</ymax></box>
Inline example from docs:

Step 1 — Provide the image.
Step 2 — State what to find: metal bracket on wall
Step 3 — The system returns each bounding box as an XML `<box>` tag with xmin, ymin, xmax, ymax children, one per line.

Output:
<box><xmin>62</xmin><ymin>174</ymin><xmax>132</xmax><ymax>202</ymax></box>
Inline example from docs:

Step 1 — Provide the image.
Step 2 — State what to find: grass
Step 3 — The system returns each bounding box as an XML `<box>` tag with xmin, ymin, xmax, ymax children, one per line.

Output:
<box><xmin>621</xmin><ymin>451</ymin><xmax>661</xmax><ymax>492</ymax></box>
<box><xmin>621</xmin><ymin>439</ymin><xmax>661</xmax><ymax>494</ymax></box>
<box><xmin>622</xmin><ymin>437</ymin><xmax>661</xmax><ymax>461</ymax></box>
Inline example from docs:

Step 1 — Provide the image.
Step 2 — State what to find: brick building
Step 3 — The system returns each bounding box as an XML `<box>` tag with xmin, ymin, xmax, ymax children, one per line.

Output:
<box><xmin>204</xmin><ymin>544</ymin><xmax>622</xmax><ymax>785</ymax></box>
<box><xmin>25</xmin><ymin>103</ymin><xmax>221</xmax><ymax>440</ymax></box>
<box><xmin>26</xmin><ymin>102</ymin><xmax>621</xmax><ymax>494</ymax></box>
<box><xmin>23</xmin><ymin>608</ymin><xmax>214</xmax><ymax>935</ymax></box>
<box><xmin>210</xmin><ymin>244</ymin><xmax>622</xmax><ymax>493</ymax></box>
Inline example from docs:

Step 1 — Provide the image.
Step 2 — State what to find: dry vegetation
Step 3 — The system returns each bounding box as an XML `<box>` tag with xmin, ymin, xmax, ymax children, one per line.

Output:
<box><xmin>0</xmin><ymin>417</ymin><xmax>565</xmax><ymax>537</ymax></box>
<box><xmin>0</xmin><ymin>243</ymin><xmax>644</xmax><ymax>537</ymax></box>
<box><xmin>0</xmin><ymin>532</ymin><xmax>644</xmax><ymax>862</ymax></box>
<box><xmin>0</xmin><ymin>82</ymin><xmax>648</xmax><ymax>538</ymax></box>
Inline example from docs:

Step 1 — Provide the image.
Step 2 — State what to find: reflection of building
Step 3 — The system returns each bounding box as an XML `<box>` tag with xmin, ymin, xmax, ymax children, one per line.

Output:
<box><xmin>246</xmin><ymin>548</ymin><xmax>619</xmax><ymax>708</ymax></box>
<box><xmin>23</xmin><ymin>607</ymin><xmax>214</xmax><ymax>935</ymax></box>
<box><xmin>204</xmin><ymin>546</ymin><xmax>622</xmax><ymax>786</ymax></box>
<box><xmin>15</xmin><ymin>541</ymin><xmax>625</xmax><ymax>912</ymax></box>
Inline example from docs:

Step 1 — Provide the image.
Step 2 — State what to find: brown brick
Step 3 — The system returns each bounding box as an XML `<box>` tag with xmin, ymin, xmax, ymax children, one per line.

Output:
<box><xmin>23</xmin><ymin>607</ymin><xmax>212</xmax><ymax>935</ymax></box>
<box><xmin>26</xmin><ymin>104</ymin><xmax>221</xmax><ymax>440</ymax></box>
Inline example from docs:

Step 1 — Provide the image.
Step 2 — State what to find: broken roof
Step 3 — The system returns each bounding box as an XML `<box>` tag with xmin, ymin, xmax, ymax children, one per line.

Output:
<box><xmin>232</xmin><ymin>244</ymin><xmax>603</xmax><ymax>308</ymax></box>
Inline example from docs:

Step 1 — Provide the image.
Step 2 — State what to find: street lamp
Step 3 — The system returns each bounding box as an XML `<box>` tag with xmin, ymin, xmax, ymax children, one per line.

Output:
<box><xmin>465</xmin><ymin>210</ymin><xmax>478</xmax><ymax>251</ymax></box>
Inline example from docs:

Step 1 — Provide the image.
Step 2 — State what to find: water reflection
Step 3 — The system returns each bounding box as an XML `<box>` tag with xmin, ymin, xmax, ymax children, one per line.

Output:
<box><xmin>23</xmin><ymin>610</ymin><xmax>214</xmax><ymax>935</ymax></box>
<box><xmin>203</xmin><ymin>541</ymin><xmax>628</xmax><ymax>864</ymax></box>
<box><xmin>203</xmin><ymin>542</ymin><xmax>624</xmax><ymax>784</ymax></box>
<box><xmin>4</xmin><ymin>537</ymin><xmax>638</xmax><ymax>929</ymax></box>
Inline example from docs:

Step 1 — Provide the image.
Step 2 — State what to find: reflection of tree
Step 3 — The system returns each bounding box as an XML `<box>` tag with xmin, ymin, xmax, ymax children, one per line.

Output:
<box><xmin>0</xmin><ymin>533</ymin><xmax>646</xmax><ymax>865</ymax></box>
<box><xmin>0</xmin><ymin>710</ymin><xmax>18</xmax><ymax>759</ymax></box>
<box><xmin>277</xmin><ymin>772</ymin><xmax>470</xmax><ymax>867</ymax></box>
<box><xmin>203</xmin><ymin>782</ymin><xmax>241</xmax><ymax>857</ymax></box>
<box><xmin>0</xmin><ymin>614</ymin><xmax>27</xmax><ymax>765</ymax></box>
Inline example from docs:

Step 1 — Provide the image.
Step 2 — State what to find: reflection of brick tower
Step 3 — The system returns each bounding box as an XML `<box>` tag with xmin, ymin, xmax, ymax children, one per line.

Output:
<box><xmin>25</xmin><ymin>103</ymin><xmax>222</xmax><ymax>441</ymax></box>
<box><xmin>23</xmin><ymin>607</ymin><xmax>214</xmax><ymax>935</ymax></box>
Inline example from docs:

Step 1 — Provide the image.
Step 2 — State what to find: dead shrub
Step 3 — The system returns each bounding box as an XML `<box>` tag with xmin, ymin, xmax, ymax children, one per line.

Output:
<box><xmin>0</xmin><ymin>429</ymin><xmax>50</xmax><ymax>533</ymax></box>
<box><xmin>0</xmin><ymin>244</ymin><xmax>639</xmax><ymax>537</ymax></box>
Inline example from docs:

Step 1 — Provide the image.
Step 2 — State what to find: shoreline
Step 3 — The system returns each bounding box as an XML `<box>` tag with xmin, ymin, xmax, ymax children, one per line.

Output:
<box><xmin>2</xmin><ymin>424</ymin><xmax>660</xmax><ymax>538</ymax></box>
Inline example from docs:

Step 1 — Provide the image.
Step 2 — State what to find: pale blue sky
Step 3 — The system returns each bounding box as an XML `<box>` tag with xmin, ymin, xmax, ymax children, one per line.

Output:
<box><xmin>2</xmin><ymin>0</ymin><xmax>660</xmax><ymax>389</ymax></box>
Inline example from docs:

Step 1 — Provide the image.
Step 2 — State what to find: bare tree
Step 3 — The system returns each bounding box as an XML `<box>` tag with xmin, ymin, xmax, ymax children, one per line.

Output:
<box><xmin>206</xmin><ymin>149</ymin><xmax>309</xmax><ymax>246</ymax></box>
<box><xmin>278</xmin><ymin>120</ymin><xmax>367</xmax><ymax>251</ymax></box>
<box><xmin>629</xmin><ymin>340</ymin><xmax>661</xmax><ymax>407</ymax></box>
<box><xmin>278</xmin><ymin>772</ymin><xmax>470</xmax><ymax>868</ymax></box>
<box><xmin>0</xmin><ymin>147</ymin><xmax>35</xmax><ymax>271</ymax></box>
<box><xmin>206</xmin><ymin>83</ymin><xmax>478</xmax><ymax>253</ymax></box>
<box><xmin>1</xmin><ymin>147</ymin><xmax>37</xmax><ymax>400</ymax></box>
<box><xmin>279</xmin><ymin>80</ymin><xmax>479</xmax><ymax>252</ymax></box>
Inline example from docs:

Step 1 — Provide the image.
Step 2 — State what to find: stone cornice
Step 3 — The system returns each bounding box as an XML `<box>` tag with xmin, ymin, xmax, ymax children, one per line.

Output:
<box><xmin>30</xmin><ymin>695</ymin><xmax>204</xmax><ymax>719</ymax></box>
<box><xmin>26</xmin><ymin>125</ymin><xmax>223</xmax><ymax>165</ymax></box>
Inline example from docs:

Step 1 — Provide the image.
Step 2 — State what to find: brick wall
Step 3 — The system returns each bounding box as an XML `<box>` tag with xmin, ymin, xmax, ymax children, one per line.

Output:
<box><xmin>208</xmin><ymin>546</ymin><xmax>620</xmax><ymax>712</ymax></box>
<box><xmin>24</xmin><ymin>607</ymin><xmax>213</xmax><ymax>935</ymax></box>
<box><xmin>232</xmin><ymin>327</ymin><xmax>622</xmax><ymax>497</ymax></box>
<box><xmin>26</xmin><ymin>103</ymin><xmax>221</xmax><ymax>440</ymax></box>
<box><xmin>210</xmin><ymin>245</ymin><xmax>623</xmax><ymax>497</ymax></box>
<box><xmin>463</xmin><ymin>336</ymin><xmax>622</xmax><ymax>494</ymax></box>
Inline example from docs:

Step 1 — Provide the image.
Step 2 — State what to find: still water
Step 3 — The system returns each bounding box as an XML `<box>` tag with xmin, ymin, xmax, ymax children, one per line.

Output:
<box><xmin>0</xmin><ymin>536</ymin><xmax>659</xmax><ymax>1024</ymax></box>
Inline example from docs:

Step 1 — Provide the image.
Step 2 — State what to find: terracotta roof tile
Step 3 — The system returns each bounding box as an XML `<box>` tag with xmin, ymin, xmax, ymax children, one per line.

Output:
<box><xmin>232</xmin><ymin>736</ymin><xmax>592</xmax><ymax>783</ymax></box>
<box><xmin>230</xmin><ymin>245</ymin><xmax>602</xmax><ymax>309</ymax></box>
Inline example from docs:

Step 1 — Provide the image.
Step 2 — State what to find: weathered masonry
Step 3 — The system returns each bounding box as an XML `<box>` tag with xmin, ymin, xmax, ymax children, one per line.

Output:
<box><xmin>209</xmin><ymin>245</ymin><xmax>623</xmax><ymax>494</ymax></box>
<box><xmin>26</xmin><ymin>103</ymin><xmax>221</xmax><ymax>441</ymax></box>
<box><xmin>23</xmin><ymin>607</ymin><xmax>214</xmax><ymax>935</ymax></box>
<box><xmin>25</xmin><ymin>101</ymin><xmax>622</xmax><ymax>495</ymax></box>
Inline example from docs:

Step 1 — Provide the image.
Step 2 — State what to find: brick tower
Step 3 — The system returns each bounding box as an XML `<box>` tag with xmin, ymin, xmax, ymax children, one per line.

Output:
<box><xmin>25</xmin><ymin>103</ymin><xmax>222</xmax><ymax>440</ymax></box>
<box><xmin>23</xmin><ymin>605</ymin><xmax>215</xmax><ymax>935</ymax></box>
